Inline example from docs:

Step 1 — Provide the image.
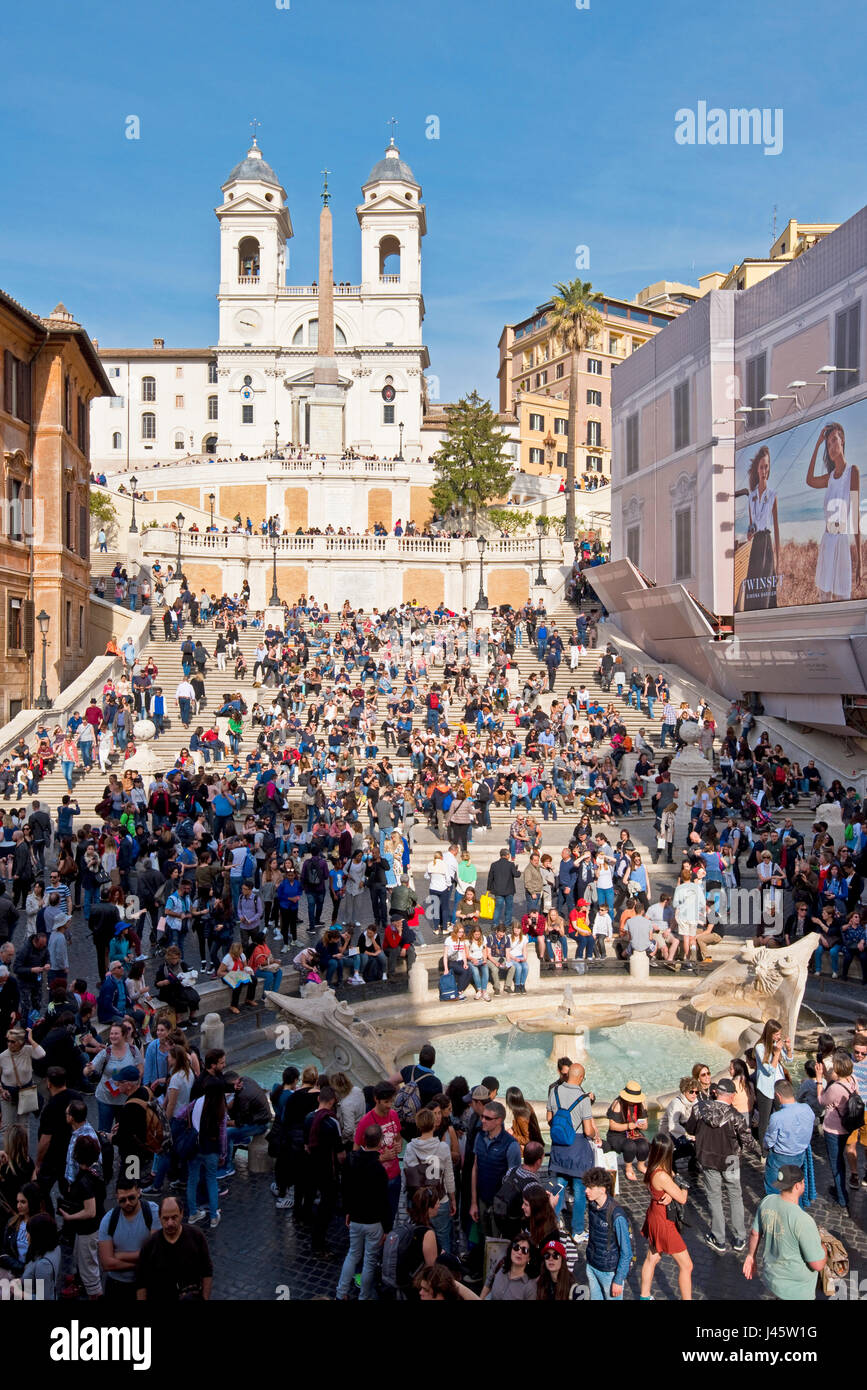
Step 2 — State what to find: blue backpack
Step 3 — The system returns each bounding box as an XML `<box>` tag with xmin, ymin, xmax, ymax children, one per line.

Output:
<box><xmin>242</xmin><ymin>851</ymin><xmax>256</xmax><ymax>880</ymax></box>
<box><xmin>549</xmin><ymin>1086</ymin><xmax>586</xmax><ymax>1147</ymax></box>
<box><xmin>438</xmin><ymin>970</ymin><xmax>461</xmax><ymax>1001</ymax></box>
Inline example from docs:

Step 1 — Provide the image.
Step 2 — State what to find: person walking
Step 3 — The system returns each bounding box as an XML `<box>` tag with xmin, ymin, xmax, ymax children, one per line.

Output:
<box><xmin>685</xmin><ymin>1077</ymin><xmax>761</xmax><ymax>1254</ymax></box>
<box><xmin>336</xmin><ymin>1122</ymin><xmax>392</xmax><ymax>1300</ymax></box>
<box><xmin>743</xmin><ymin>1164</ymin><xmax>826</xmax><ymax>1300</ymax></box>
<box><xmin>639</xmin><ymin>1133</ymin><xmax>692</xmax><ymax>1300</ymax></box>
<box><xmin>546</xmin><ymin>1061</ymin><xmax>597</xmax><ymax>1245</ymax></box>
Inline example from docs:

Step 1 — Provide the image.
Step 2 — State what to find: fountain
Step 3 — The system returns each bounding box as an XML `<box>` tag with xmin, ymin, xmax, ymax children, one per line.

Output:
<box><xmin>264</xmin><ymin>986</ymin><xmax>395</xmax><ymax>1084</ymax></box>
<box><xmin>507</xmin><ymin>985</ymin><xmax>630</xmax><ymax>1065</ymax></box>
<box><xmin>689</xmin><ymin>932</ymin><xmax>820</xmax><ymax>1051</ymax></box>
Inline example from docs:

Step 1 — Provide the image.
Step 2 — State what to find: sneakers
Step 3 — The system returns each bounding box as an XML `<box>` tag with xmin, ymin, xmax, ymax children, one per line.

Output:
<box><xmin>705</xmin><ymin>1233</ymin><xmax>726</xmax><ymax>1254</ymax></box>
<box><xmin>188</xmin><ymin>1209</ymin><xmax>208</xmax><ymax>1224</ymax></box>
<box><xmin>731</xmin><ymin>1238</ymin><xmax>747</xmax><ymax>1254</ymax></box>
<box><xmin>571</xmin><ymin>1231</ymin><xmax>588</xmax><ymax>1244</ymax></box>
<box><xmin>849</xmin><ymin>1174</ymin><xmax>860</xmax><ymax>1189</ymax></box>
<box><xmin>270</xmin><ymin>1182</ymin><xmax>281</xmax><ymax>1197</ymax></box>
<box><xmin>349</xmin><ymin>973</ymin><xmax>364</xmax><ymax>986</ymax></box>
<box><xmin>210</xmin><ymin>1210</ymin><xmax>222</xmax><ymax>1229</ymax></box>
<box><xmin>217</xmin><ymin>1167</ymin><xmax>236</xmax><ymax>1179</ymax></box>
<box><xmin>276</xmin><ymin>1196</ymin><xmax>293</xmax><ymax>1209</ymax></box>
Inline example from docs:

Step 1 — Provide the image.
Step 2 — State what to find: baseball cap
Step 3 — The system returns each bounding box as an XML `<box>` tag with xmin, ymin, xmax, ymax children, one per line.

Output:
<box><xmin>714</xmin><ymin>1078</ymin><xmax>736</xmax><ymax>1095</ymax></box>
<box><xmin>773</xmin><ymin>1164</ymin><xmax>804</xmax><ymax>1192</ymax></box>
<box><xmin>471</xmin><ymin>1085</ymin><xmax>491</xmax><ymax>1101</ymax></box>
<box><xmin>116</xmin><ymin>1065</ymin><xmax>141</xmax><ymax>1083</ymax></box>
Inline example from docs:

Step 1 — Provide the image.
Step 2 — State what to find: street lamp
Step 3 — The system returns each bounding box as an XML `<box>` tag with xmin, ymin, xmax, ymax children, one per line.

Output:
<box><xmin>269</xmin><ymin>529</ymin><xmax>280</xmax><ymax>606</ymax></box>
<box><xmin>207</xmin><ymin>492</ymin><xmax>215</xmax><ymax>530</ymax></box>
<box><xmin>398</xmin><ymin>421</ymin><xmax>405</xmax><ymax>461</ymax></box>
<box><xmin>274</xmin><ymin>419</ymin><xmax>280</xmax><ymax>456</ymax></box>
<box><xmin>535</xmin><ymin>515</ymin><xmax>546</xmax><ymax>586</ymax></box>
<box><xmin>129</xmin><ymin>474</ymin><xmax>138</xmax><ymax>534</ymax></box>
<box><xmin>35</xmin><ymin>609</ymin><xmax>50</xmax><ymax>709</ymax></box>
<box><xmin>475</xmin><ymin>534</ymin><xmax>488</xmax><ymax>610</ymax></box>
<box><xmin>175</xmin><ymin>512</ymin><xmax>184</xmax><ymax>580</ymax></box>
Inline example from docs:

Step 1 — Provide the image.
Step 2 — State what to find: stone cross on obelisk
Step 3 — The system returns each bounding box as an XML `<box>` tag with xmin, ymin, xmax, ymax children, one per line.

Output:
<box><xmin>308</xmin><ymin>168</ymin><xmax>345</xmax><ymax>452</ymax></box>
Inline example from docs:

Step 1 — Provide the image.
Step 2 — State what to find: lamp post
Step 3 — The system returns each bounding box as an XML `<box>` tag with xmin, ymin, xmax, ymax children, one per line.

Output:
<box><xmin>207</xmin><ymin>492</ymin><xmax>215</xmax><ymax>530</ymax></box>
<box><xmin>35</xmin><ymin>609</ymin><xmax>50</xmax><ymax>709</ymax></box>
<box><xmin>398</xmin><ymin>421</ymin><xmax>405</xmax><ymax>462</ymax></box>
<box><xmin>274</xmin><ymin>419</ymin><xmax>280</xmax><ymax>456</ymax></box>
<box><xmin>535</xmin><ymin>515</ymin><xmax>546</xmax><ymax>586</ymax></box>
<box><xmin>175</xmin><ymin>512</ymin><xmax>184</xmax><ymax>581</ymax></box>
<box><xmin>269</xmin><ymin>529</ymin><xmax>280</xmax><ymax>606</ymax></box>
<box><xmin>129</xmin><ymin>475</ymin><xmax>138</xmax><ymax>534</ymax></box>
<box><xmin>475</xmin><ymin>534</ymin><xmax>488</xmax><ymax>610</ymax></box>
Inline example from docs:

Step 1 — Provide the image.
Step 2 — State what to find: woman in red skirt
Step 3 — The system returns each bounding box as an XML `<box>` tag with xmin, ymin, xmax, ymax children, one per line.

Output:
<box><xmin>640</xmin><ymin>1133</ymin><xmax>692</xmax><ymax>1300</ymax></box>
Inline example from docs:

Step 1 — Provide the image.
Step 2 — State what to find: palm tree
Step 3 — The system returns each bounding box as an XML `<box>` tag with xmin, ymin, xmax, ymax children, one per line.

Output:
<box><xmin>548</xmin><ymin>280</ymin><xmax>604</xmax><ymax>541</ymax></box>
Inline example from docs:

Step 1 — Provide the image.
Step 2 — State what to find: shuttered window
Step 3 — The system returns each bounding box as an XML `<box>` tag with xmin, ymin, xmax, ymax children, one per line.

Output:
<box><xmin>834</xmin><ymin>303</ymin><xmax>861</xmax><ymax>393</ymax></box>
<box><xmin>625</xmin><ymin>413</ymin><xmax>639</xmax><ymax>475</ymax></box>
<box><xmin>673</xmin><ymin>380</ymin><xmax>690</xmax><ymax>450</ymax></box>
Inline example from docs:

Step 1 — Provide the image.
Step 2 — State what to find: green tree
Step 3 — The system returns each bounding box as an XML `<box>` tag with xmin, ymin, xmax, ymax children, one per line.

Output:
<box><xmin>89</xmin><ymin>490</ymin><xmax>118</xmax><ymax>545</ymax></box>
<box><xmin>486</xmin><ymin>507</ymin><xmax>533</xmax><ymax>536</ymax></box>
<box><xmin>430</xmin><ymin>390</ymin><xmax>513</xmax><ymax>528</ymax></box>
<box><xmin>548</xmin><ymin>279</ymin><xmax>603</xmax><ymax>541</ymax></box>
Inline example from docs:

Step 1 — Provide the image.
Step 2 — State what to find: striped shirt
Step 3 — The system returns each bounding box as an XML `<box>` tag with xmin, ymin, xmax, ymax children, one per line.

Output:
<box><xmin>662</xmin><ymin>703</ymin><xmax>677</xmax><ymax>725</ymax></box>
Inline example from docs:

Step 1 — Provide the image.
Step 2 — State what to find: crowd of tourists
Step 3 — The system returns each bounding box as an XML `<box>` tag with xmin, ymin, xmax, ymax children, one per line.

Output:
<box><xmin>0</xmin><ymin>568</ymin><xmax>863</xmax><ymax>1299</ymax></box>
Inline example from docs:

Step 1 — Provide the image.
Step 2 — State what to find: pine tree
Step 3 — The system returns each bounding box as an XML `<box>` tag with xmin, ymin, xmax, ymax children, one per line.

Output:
<box><xmin>430</xmin><ymin>390</ymin><xmax>513</xmax><ymax>527</ymax></box>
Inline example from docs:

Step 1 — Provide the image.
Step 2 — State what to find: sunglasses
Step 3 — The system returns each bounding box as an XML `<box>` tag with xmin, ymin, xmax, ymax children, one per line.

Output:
<box><xmin>511</xmin><ymin>1243</ymin><xmax>530</xmax><ymax>1254</ymax></box>
<box><xmin>543</xmin><ymin>1252</ymin><xmax>563</xmax><ymax>1261</ymax></box>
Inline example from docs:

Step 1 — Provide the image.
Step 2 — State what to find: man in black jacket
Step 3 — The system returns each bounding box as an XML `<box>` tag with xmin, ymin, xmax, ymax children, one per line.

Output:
<box><xmin>685</xmin><ymin>1078</ymin><xmax>761</xmax><ymax>1255</ymax></box>
<box><xmin>88</xmin><ymin>894</ymin><xmax>121</xmax><ymax>980</ymax></box>
<box><xmin>14</xmin><ymin>932</ymin><xmax>50</xmax><ymax>1016</ymax></box>
<box><xmin>486</xmin><ymin>849</ymin><xmax>521</xmax><ymax>929</ymax></box>
<box><xmin>336</xmin><ymin>1122</ymin><xmax>393</xmax><ymax>1299</ymax></box>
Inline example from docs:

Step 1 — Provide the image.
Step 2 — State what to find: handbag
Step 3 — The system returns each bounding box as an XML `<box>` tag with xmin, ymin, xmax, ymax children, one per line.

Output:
<box><xmin>9</xmin><ymin>1053</ymin><xmax>38</xmax><ymax>1116</ymax></box>
<box><xmin>665</xmin><ymin>1186</ymin><xmax>691</xmax><ymax>1228</ymax></box>
<box><xmin>479</xmin><ymin>893</ymin><xmax>496</xmax><ymax>920</ymax></box>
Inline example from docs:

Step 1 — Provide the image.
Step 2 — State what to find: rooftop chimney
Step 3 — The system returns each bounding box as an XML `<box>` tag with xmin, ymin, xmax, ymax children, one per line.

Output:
<box><xmin>153</xmin><ymin>337</ymin><xmax>164</xmax><ymax>349</ymax></box>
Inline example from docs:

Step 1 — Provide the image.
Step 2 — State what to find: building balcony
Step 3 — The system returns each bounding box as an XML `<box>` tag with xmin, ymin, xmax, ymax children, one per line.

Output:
<box><xmin>379</xmin><ymin>274</ymin><xmax>401</xmax><ymax>285</ymax></box>
<box><xmin>141</xmin><ymin>529</ymin><xmax>562</xmax><ymax>564</ymax></box>
<box><xmin>276</xmin><ymin>285</ymin><xmax>362</xmax><ymax>297</ymax></box>
<box><xmin>237</xmin><ymin>276</ymin><xmax>260</xmax><ymax>286</ymax></box>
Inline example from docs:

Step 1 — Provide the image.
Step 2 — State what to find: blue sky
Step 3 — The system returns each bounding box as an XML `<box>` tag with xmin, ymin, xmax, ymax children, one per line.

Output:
<box><xmin>2</xmin><ymin>0</ymin><xmax>864</xmax><ymax>402</ymax></box>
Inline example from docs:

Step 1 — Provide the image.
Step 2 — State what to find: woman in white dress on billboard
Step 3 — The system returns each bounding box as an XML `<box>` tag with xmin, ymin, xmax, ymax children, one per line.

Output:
<box><xmin>806</xmin><ymin>422</ymin><xmax>862</xmax><ymax>601</ymax></box>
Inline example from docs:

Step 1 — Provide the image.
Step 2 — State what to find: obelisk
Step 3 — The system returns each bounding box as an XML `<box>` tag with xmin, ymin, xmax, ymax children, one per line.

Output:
<box><xmin>308</xmin><ymin>170</ymin><xmax>345</xmax><ymax>451</ymax></box>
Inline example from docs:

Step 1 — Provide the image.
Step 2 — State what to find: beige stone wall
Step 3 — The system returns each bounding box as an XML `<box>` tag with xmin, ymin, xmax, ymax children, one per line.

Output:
<box><xmin>403</xmin><ymin>568</ymin><xmax>444</xmax><ymax>607</ymax></box>
<box><xmin>488</xmin><ymin>567</ymin><xmax>529</xmax><ymax>609</ymax></box>
<box><xmin>220</xmin><ymin>485</ymin><xmax>266</xmax><ymax>521</ymax></box>
<box><xmin>276</xmin><ymin>566</ymin><xmax>308</xmax><ymax>602</ymax></box>
<box><xmin>283</xmin><ymin>487</ymin><xmax>309</xmax><ymax>530</ymax></box>
<box><xmin>181</xmin><ymin>564</ymin><xmax>227</xmax><ymax>598</ymax></box>
<box><xmin>152</xmin><ymin>486</ymin><xmax>203</xmax><ymax>510</ymax></box>
<box><xmin>410</xmin><ymin>485</ymin><xmax>434</xmax><ymax>527</ymax></box>
<box><xmin>367</xmin><ymin>488</ymin><xmax>392</xmax><ymax>530</ymax></box>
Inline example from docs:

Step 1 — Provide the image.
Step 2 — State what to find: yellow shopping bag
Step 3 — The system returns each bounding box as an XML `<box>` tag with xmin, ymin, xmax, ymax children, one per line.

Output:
<box><xmin>479</xmin><ymin>893</ymin><xmax>496</xmax><ymax>920</ymax></box>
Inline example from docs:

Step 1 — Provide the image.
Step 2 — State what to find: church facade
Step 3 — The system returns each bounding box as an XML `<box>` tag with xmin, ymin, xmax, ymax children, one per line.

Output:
<box><xmin>89</xmin><ymin>137</ymin><xmax>430</xmax><ymax>471</ymax></box>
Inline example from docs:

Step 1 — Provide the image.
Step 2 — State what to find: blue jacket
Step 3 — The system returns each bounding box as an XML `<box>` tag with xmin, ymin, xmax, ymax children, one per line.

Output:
<box><xmin>586</xmin><ymin>1196</ymin><xmax>632</xmax><ymax>1282</ymax></box>
<box><xmin>97</xmin><ymin>975</ymin><xmax>127</xmax><ymax>1024</ymax></box>
<box><xmin>473</xmin><ymin>1127</ymin><xmax>521</xmax><ymax>1203</ymax></box>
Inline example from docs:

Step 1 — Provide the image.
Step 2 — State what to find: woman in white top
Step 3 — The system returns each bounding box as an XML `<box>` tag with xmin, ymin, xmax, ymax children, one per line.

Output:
<box><xmin>507</xmin><ymin>926</ymin><xmax>529</xmax><ymax>993</ymax></box>
<box><xmin>425</xmin><ymin>853</ymin><xmax>452</xmax><ymax>936</ymax></box>
<box><xmin>806</xmin><ymin>421</ymin><xmax>862</xmax><ymax>601</ymax></box>
<box><xmin>467</xmin><ymin>926</ymin><xmax>492</xmax><ymax>1001</ymax></box>
<box><xmin>0</xmin><ymin>1028</ymin><xmax>46</xmax><ymax>1142</ymax></box>
<box><xmin>741</xmin><ymin>445</ymin><xmax>781</xmax><ymax>611</ymax></box>
<box><xmin>442</xmin><ymin>925</ymin><xmax>472</xmax><ymax>998</ymax></box>
<box><xmin>672</xmin><ymin>867</ymin><xmax>702</xmax><ymax>972</ymax></box>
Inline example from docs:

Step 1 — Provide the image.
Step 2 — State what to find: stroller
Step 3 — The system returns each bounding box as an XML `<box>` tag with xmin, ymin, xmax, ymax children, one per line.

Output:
<box><xmin>744</xmin><ymin>795</ymin><xmax>775</xmax><ymax>831</ymax></box>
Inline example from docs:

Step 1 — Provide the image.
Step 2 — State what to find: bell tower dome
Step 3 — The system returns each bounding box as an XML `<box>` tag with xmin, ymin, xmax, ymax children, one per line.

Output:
<box><xmin>216</xmin><ymin>134</ymin><xmax>293</xmax><ymax>345</ymax></box>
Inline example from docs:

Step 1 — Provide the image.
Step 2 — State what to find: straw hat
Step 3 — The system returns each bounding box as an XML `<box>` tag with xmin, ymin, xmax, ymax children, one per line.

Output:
<box><xmin>619</xmin><ymin>1080</ymin><xmax>646</xmax><ymax>1106</ymax></box>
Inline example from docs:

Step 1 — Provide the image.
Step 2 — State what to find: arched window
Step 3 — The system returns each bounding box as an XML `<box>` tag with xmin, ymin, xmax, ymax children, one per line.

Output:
<box><xmin>141</xmin><ymin>376</ymin><xmax>156</xmax><ymax>402</ymax></box>
<box><xmin>174</xmin><ymin>431</ymin><xmax>185</xmax><ymax>450</ymax></box>
<box><xmin>112</xmin><ymin>432</ymin><xmax>122</xmax><ymax>450</ymax></box>
<box><xmin>7</xmin><ymin>479</ymin><xmax>23</xmax><ymax>541</ymax></box>
<box><xmin>292</xmin><ymin>324</ymin><xmax>304</xmax><ymax>346</ymax></box>
<box><xmin>238</xmin><ymin>237</ymin><xmax>260</xmax><ymax>278</ymax></box>
<box><xmin>203</xmin><ymin>435</ymin><xmax>217</xmax><ymax>455</ymax></box>
<box><xmin>335</xmin><ymin>323</ymin><xmax>346</xmax><ymax>346</ymax></box>
<box><xmin>308</xmin><ymin>319</ymin><xmax>319</xmax><ymax>350</ymax></box>
<box><xmin>141</xmin><ymin>413</ymin><xmax>156</xmax><ymax>440</ymax></box>
<box><xmin>379</xmin><ymin>236</ymin><xmax>401</xmax><ymax>280</ymax></box>
<box><xmin>207</xmin><ymin>395</ymin><xmax>218</xmax><ymax>420</ymax></box>
<box><xmin>208</xmin><ymin>360</ymin><xmax>218</xmax><ymax>384</ymax></box>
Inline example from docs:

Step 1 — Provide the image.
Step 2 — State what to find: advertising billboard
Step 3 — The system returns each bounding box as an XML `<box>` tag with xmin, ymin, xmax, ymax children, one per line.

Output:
<box><xmin>733</xmin><ymin>397</ymin><xmax>866</xmax><ymax>610</ymax></box>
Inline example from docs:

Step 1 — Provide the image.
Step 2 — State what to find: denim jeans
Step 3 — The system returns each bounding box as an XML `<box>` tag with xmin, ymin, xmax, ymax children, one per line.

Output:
<box><xmin>336</xmin><ymin>1221</ymin><xmax>383</xmax><ymax>1300</ymax></box>
<box><xmin>256</xmin><ymin>967</ymin><xmax>283</xmax><ymax>993</ymax></box>
<box><xmin>187</xmin><ymin>1151</ymin><xmax>220</xmax><ymax>1218</ymax></box>
<box><xmin>814</xmin><ymin>942</ymin><xmax>841</xmax><ymax>975</ymax></box>
<box><xmin>306</xmin><ymin>892</ymin><xmax>325</xmax><ymax>929</ymax></box>
<box><xmin>493</xmin><ymin>894</ymin><xmax>514</xmax><ymax>928</ymax></box>
<box><xmin>824</xmin><ymin>1131</ymin><xmax>849</xmax><ymax>1207</ymax></box>
<box><xmin>61</xmin><ymin>760</ymin><xmax>75</xmax><ymax>791</ymax></box>
<box><xmin>97</xmin><ymin>1100</ymin><xmax>121</xmax><ymax>1133</ymax></box>
<box><xmin>554</xmin><ymin>1175</ymin><xmax>587</xmax><ymax>1237</ymax></box>
<box><xmin>586</xmin><ymin>1264</ymin><xmax>623</xmax><ymax>1300</ymax></box>
<box><xmin>596</xmin><ymin>887</ymin><xmax>614</xmax><ymax>911</ymax></box>
<box><xmin>512</xmin><ymin>959</ymin><xmax>528</xmax><ymax>988</ymax></box>
<box><xmin>524</xmin><ymin>894</ymin><xmax>542</xmax><ymax>915</ymax></box>
<box><xmin>431</xmin><ymin>1197</ymin><xmax>453</xmax><ymax>1254</ymax></box>
<box><xmin>469</xmin><ymin>963</ymin><xmax>490</xmax><ymax>992</ymax></box>
<box><xmin>224</xmin><ymin>1123</ymin><xmax>268</xmax><ymax>1168</ymax></box>
<box><xmin>542</xmin><ymin>802</ymin><xmax>558</xmax><ymax>821</ymax></box>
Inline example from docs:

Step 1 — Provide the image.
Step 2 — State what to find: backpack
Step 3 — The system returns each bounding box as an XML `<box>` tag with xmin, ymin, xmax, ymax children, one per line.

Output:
<box><xmin>549</xmin><ymin>1086</ymin><xmax>586</xmax><ymax>1147</ymax></box>
<box><xmin>107</xmin><ymin>1199</ymin><xmax>154</xmax><ymax>1240</ymax></box>
<box><xmin>492</xmin><ymin>1164</ymin><xmax>527</xmax><ymax>1224</ymax></box>
<box><xmin>441</xmin><ymin>792</ymin><xmax>453</xmax><ymax>812</ymax></box>
<box><xmin>839</xmin><ymin>1086</ymin><xmax>866</xmax><ymax>1135</ymax></box>
<box><xmin>438</xmin><ymin>970</ymin><xmax>460</xmax><ymax>1001</ymax></box>
<box><xmin>428</xmin><ymin>693</ymin><xmax>439</xmax><ymax>710</ymax></box>
<box><xmin>127</xmin><ymin>1088</ymin><xmax>173</xmax><ymax>1156</ymax></box>
<box><xmin>403</xmin><ymin>1149</ymin><xmax>445</xmax><ymax>1206</ymax></box>
<box><xmin>306</xmin><ymin>859</ymin><xmax>324</xmax><ymax>889</ymax></box>
<box><xmin>381</xmin><ymin>1224</ymin><xmax>417</xmax><ymax>1294</ymax></box>
<box><xmin>819</xmin><ymin>1227</ymin><xmax>849</xmax><ymax>1296</ymax></box>
<box><xmin>394</xmin><ymin>1066</ymin><xmax>425</xmax><ymax>1132</ymax></box>
<box><xmin>242</xmin><ymin>851</ymin><xmax>256</xmax><ymax>880</ymax></box>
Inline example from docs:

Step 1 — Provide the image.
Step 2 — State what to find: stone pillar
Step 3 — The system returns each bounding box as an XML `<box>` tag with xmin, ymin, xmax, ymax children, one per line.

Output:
<box><xmin>317</xmin><ymin>201</ymin><xmax>335</xmax><ymax>361</ymax></box>
<box><xmin>200</xmin><ymin>1012</ymin><xmax>224</xmax><ymax>1054</ymax></box>
<box><xmin>629</xmin><ymin>951</ymin><xmax>650</xmax><ymax>983</ymax></box>
<box><xmin>668</xmin><ymin>746</ymin><xmax>714</xmax><ymax>847</ymax></box>
<box><xmin>409</xmin><ymin>959</ymin><xmax>431</xmax><ymax>1002</ymax></box>
<box><xmin>526</xmin><ymin>950</ymin><xmax>541</xmax><ymax>992</ymax></box>
<box><xmin>550</xmin><ymin>1029</ymin><xmax>586</xmax><ymax>1064</ymax></box>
